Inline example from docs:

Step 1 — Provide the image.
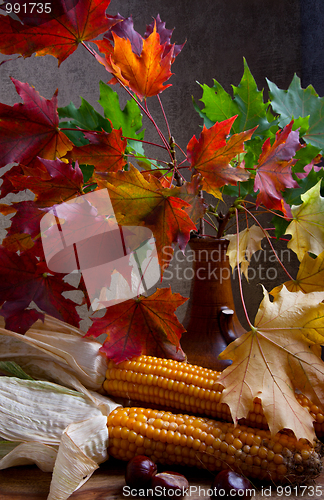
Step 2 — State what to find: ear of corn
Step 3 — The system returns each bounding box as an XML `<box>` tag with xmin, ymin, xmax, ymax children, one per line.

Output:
<box><xmin>103</xmin><ymin>355</ymin><xmax>324</xmax><ymax>437</ymax></box>
<box><xmin>107</xmin><ymin>407</ymin><xmax>323</xmax><ymax>484</ymax></box>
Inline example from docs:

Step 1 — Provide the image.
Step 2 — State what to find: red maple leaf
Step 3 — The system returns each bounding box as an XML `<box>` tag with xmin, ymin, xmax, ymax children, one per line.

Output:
<box><xmin>0</xmin><ymin>201</ymin><xmax>47</xmax><ymax>252</ymax></box>
<box><xmin>254</xmin><ymin>121</ymin><xmax>301</xmax><ymax>213</ymax></box>
<box><xmin>0</xmin><ymin>0</ymin><xmax>118</xmax><ymax>65</ymax></box>
<box><xmin>86</xmin><ymin>287</ymin><xmax>187</xmax><ymax>363</ymax></box>
<box><xmin>0</xmin><ymin>79</ymin><xmax>73</xmax><ymax>167</ymax></box>
<box><xmin>0</xmin><ymin>247</ymin><xmax>81</xmax><ymax>333</ymax></box>
<box><xmin>0</xmin><ymin>164</ymin><xmax>25</xmax><ymax>199</ymax></box>
<box><xmin>187</xmin><ymin>116</ymin><xmax>254</xmax><ymax>198</ymax></box>
<box><xmin>67</xmin><ymin>129</ymin><xmax>127</xmax><ymax>173</ymax></box>
<box><xmin>0</xmin><ymin>303</ymin><xmax>44</xmax><ymax>335</ymax></box>
<box><xmin>10</xmin><ymin>158</ymin><xmax>84</xmax><ymax>206</ymax></box>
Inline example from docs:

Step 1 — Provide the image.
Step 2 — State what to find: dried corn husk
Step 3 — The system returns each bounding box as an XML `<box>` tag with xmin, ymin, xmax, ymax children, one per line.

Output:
<box><xmin>0</xmin><ymin>316</ymin><xmax>120</xmax><ymax>500</ymax></box>
<box><xmin>0</xmin><ymin>376</ymin><xmax>119</xmax><ymax>500</ymax></box>
<box><xmin>0</xmin><ymin>315</ymin><xmax>107</xmax><ymax>396</ymax></box>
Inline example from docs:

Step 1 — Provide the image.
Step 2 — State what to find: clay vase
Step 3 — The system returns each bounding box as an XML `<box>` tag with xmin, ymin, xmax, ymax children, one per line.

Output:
<box><xmin>180</xmin><ymin>237</ymin><xmax>246</xmax><ymax>370</ymax></box>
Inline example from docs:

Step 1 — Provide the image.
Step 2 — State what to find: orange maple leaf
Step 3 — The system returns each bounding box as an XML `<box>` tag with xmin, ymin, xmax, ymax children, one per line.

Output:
<box><xmin>94</xmin><ymin>24</ymin><xmax>175</xmax><ymax>100</ymax></box>
<box><xmin>86</xmin><ymin>287</ymin><xmax>187</xmax><ymax>363</ymax></box>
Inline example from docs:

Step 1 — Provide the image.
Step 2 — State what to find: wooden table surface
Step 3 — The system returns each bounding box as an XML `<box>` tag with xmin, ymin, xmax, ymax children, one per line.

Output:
<box><xmin>1</xmin><ymin>459</ymin><xmax>324</xmax><ymax>500</ymax></box>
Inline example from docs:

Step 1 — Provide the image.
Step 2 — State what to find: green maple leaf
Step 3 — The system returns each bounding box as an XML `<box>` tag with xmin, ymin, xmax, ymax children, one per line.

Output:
<box><xmin>267</xmin><ymin>74</ymin><xmax>324</xmax><ymax>152</ymax></box>
<box><xmin>285</xmin><ymin>180</ymin><xmax>324</xmax><ymax>261</ymax></box>
<box><xmin>58</xmin><ymin>97</ymin><xmax>111</xmax><ymax>146</ymax></box>
<box><xmin>196</xmin><ymin>59</ymin><xmax>274</xmax><ymax>138</ymax></box>
<box><xmin>98</xmin><ymin>81</ymin><xmax>145</xmax><ymax>156</ymax></box>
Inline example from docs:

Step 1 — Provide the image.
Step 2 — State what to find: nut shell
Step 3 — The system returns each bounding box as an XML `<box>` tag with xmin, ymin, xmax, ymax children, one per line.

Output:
<box><xmin>211</xmin><ymin>470</ymin><xmax>254</xmax><ymax>498</ymax></box>
<box><xmin>125</xmin><ymin>455</ymin><xmax>157</xmax><ymax>488</ymax></box>
<box><xmin>151</xmin><ymin>471</ymin><xmax>189</xmax><ymax>497</ymax></box>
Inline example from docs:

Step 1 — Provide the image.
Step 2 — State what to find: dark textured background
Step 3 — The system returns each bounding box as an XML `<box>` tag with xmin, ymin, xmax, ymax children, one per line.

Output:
<box><xmin>0</xmin><ymin>0</ymin><xmax>323</xmax><ymax>327</ymax></box>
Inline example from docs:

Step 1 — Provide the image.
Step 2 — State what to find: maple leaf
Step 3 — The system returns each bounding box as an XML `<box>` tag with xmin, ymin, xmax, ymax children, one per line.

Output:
<box><xmin>94</xmin><ymin>23</ymin><xmax>177</xmax><ymax>100</ymax></box>
<box><xmin>103</xmin><ymin>13</ymin><xmax>144</xmax><ymax>56</ymax></box>
<box><xmin>10</xmin><ymin>158</ymin><xmax>84</xmax><ymax>207</ymax></box>
<box><xmin>173</xmin><ymin>174</ymin><xmax>208</xmax><ymax>223</ymax></box>
<box><xmin>218</xmin><ymin>286</ymin><xmax>324</xmax><ymax>440</ymax></box>
<box><xmin>0</xmin><ymin>247</ymin><xmax>80</xmax><ymax>333</ymax></box>
<box><xmin>103</xmin><ymin>13</ymin><xmax>184</xmax><ymax>59</ymax></box>
<box><xmin>0</xmin><ymin>303</ymin><xmax>44</xmax><ymax>335</ymax></box>
<box><xmin>98</xmin><ymin>81</ymin><xmax>144</xmax><ymax>140</ymax></box>
<box><xmin>144</xmin><ymin>14</ymin><xmax>185</xmax><ymax>59</ymax></box>
<box><xmin>0</xmin><ymin>201</ymin><xmax>47</xmax><ymax>252</ymax></box>
<box><xmin>268</xmin><ymin>74</ymin><xmax>324</xmax><ymax>152</ymax></box>
<box><xmin>285</xmin><ymin>180</ymin><xmax>324</xmax><ymax>261</ymax></box>
<box><xmin>140</xmin><ymin>169</ymin><xmax>172</xmax><ymax>188</ymax></box>
<box><xmin>0</xmin><ymin>0</ymin><xmax>117</xmax><ymax>65</ymax></box>
<box><xmin>0</xmin><ymin>164</ymin><xmax>26</xmax><ymax>199</ymax></box>
<box><xmin>67</xmin><ymin>129</ymin><xmax>127</xmax><ymax>173</ymax></box>
<box><xmin>226</xmin><ymin>225</ymin><xmax>266</xmax><ymax>280</ymax></box>
<box><xmin>0</xmin><ymin>79</ymin><xmax>73</xmax><ymax>167</ymax></box>
<box><xmin>187</xmin><ymin>116</ymin><xmax>254</xmax><ymax>199</ymax></box>
<box><xmin>253</xmin><ymin>121</ymin><xmax>301</xmax><ymax>213</ymax></box>
<box><xmin>101</xmin><ymin>165</ymin><xmax>197</xmax><ymax>271</ymax></box>
<box><xmin>271</xmin><ymin>251</ymin><xmax>324</xmax><ymax>297</ymax></box>
<box><xmin>58</xmin><ymin>96</ymin><xmax>112</xmax><ymax>147</ymax></box>
<box><xmin>86</xmin><ymin>287</ymin><xmax>187</xmax><ymax>363</ymax></box>
<box><xmin>196</xmin><ymin>59</ymin><xmax>274</xmax><ymax>139</ymax></box>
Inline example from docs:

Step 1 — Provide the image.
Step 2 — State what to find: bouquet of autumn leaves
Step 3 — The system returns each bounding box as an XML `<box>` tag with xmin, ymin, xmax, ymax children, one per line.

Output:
<box><xmin>1</xmin><ymin>0</ymin><xmax>324</xmax><ymax>477</ymax></box>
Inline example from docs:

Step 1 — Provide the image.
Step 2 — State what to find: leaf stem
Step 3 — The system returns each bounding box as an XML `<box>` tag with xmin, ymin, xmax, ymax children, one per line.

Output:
<box><xmin>81</xmin><ymin>42</ymin><xmax>97</xmax><ymax>57</ymax></box>
<box><xmin>144</xmin><ymin>100</ymin><xmax>173</xmax><ymax>162</ymax></box>
<box><xmin>243</xmin><ymin>199</ymin><xmax>293</xmax><ymax>221</ymax></box>
<box><xmin>203</xmin><ymin>216</ymin><xmax>218</xmax><ymax>232</ymax></box>
<box><xmin>123</xmin><ymin>136</ymin><xmax>168</xmax><ymax>150</ymax></box>
<box><xmin>60</xmin><ymin>127</ymin><xmax>94</xmax><ymax>132</ymax></box>
<box><xmin>199</xmin><ymin>190</ymin><xmax>205</xmax><ymax>234</ymax></box>
<box><xmin>126</xmin><ymin>156</ymin><xmax>170</xmax><ymax>167</ymax></box>
<box><xmin>235</xmin><ymin>208</ymin><xmax>253</xmax><ymax>329</ymax></box>
<box><xmin>157</xmin><ymin>94</ymin><xmax>171</xmax><ymax>139</ymax></box>
<box><xmin>175</xmin><ymin>142</ymin><xmax>188</xmax><ymax>160</ymax></box>
<box><xmin>242</xmin><ymin>204</ymin><xmax>294</xmax><ymax>280</ymax></box>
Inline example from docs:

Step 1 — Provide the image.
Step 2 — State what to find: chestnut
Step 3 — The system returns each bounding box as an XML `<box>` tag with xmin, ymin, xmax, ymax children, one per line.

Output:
<box><xmin>211</xmin><ymin>470</ymin><xmax>254</xmax><ymax>498</ymax></box>
<box><xmin>151</xmin><ymin>471</ymin><xmax>189</xmax><ymax>497</ymax></box>
<box><xmin>125</xmin><ymin>455</ymin><xmax>157</xmax><ymax>489</ymax></box>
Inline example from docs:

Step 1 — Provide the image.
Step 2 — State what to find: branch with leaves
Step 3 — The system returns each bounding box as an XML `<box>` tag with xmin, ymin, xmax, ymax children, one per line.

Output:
<box><xmin>0</xmin><ymin>0</ymin><xmax>324</xmax><ymax>445</ymax></box>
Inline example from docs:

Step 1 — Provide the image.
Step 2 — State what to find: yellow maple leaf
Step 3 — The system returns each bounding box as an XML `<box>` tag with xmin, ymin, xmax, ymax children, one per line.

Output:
<box><xmin>285</xmin><ymin>180</ymin><xmax>324</xmax><ymax>261</ymax></box>
<box><xmin>271</xmin><ymin>250</ymin><xmax>324</xmax><ymax>296</ymax></box>
<box><xmin>218</xmin><ymin>286</ymin><xmax>324</xmax><ymax>441</ymax></box>
<box><xmin>226</xmin><ymin>225</ymin><xmax>266</xmax><ymax>280</ymax></box>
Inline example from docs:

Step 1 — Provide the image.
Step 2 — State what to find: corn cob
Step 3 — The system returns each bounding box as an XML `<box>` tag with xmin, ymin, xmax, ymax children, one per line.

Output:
<box><xmin>103</xmin><ymin>355</ymin><xmax>324</xmax><ymax>436</ymax></box>
<box><xmin>107</xmin><ymin>407</ymin><xmax>323</xmax><ymax>484</ymax></box>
